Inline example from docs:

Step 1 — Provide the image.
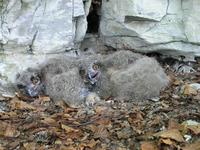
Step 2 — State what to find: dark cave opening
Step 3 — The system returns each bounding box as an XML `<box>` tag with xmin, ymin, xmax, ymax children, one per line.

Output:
<box><xmin>86</xmin><ymin>0</ymin><xmax>102</xmax><ymax>33</ymax></box>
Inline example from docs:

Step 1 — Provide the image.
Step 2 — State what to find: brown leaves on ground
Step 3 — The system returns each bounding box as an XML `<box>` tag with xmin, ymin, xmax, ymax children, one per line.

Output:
<box><xmin>141</xmin><ymin>142</ymin><xmax>159</xmax><ymax>150</ymax></box>
<box><xmin>0</xmin><ymin>62</ymin><xmax>200</xmax><ymax>149</ymax></box>
<box><xmin>183</xmin><ymin>84</ymin><xmax>198</xmax><ymax>96</ymax></box>
<box><xmin>0</xmin><ymin>122</ymin><xmax>20</xmax><ymax>138</ymax></box>
<box><xmin>61</xmin><ymin>124</ymin><xmax>79</xmax><ymax>133</ymax></box>
<box><xmin>182</xmin><ymin>140</ymin><xmax>200</xmax><ymax>150</ymax></box>
<box><xmin>10</xmin><ymin>97</ymin><xmax>36</xmax><ymax>110</ymax></box>
<box><xmin>23</xmin><ymin>142</ymin><xmax>36</xmax><ymax>150</ymax></box>
<box><xmin>187</xmin><ymin>125</ymin><xmax>200</xmax><ymax>135</ymax></box>
<box><xmin>154</xmin><ymin>129</ymin><xmax>185</xmax><ymax>142</ymax></box>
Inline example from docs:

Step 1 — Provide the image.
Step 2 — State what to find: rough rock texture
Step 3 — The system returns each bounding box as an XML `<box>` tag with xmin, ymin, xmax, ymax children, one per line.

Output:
<box><xmin>100</xmin><ymin>0</ymin><xmax>200</xmax><ymax>57</ymax></box>
<box><xmin>1</xmin><ymin>0</ymin><xmax>200</xmax><ymax>57</ymax></box>
<box><xmin>16</xmin><ymin>51</ymin><xmax>169</xmax><ymax>107</ymax></box>
<box><xmin>0</xmin><ymin>0</ymin><xmax>90</xmax><ymax>85</ymax></box>
<box><xmin>0</xmin><ymin>0</ymin><xmax>88</xmax><ymax>53</ymax></box>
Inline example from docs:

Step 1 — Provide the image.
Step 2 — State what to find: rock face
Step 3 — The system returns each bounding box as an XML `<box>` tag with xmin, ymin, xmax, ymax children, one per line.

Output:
<box><xmin>100</xmin><ymin>0</ymin><xmax>200</xmax><ymax>57</ymax></box>
<box><xmin>0</xmin><ymin>0</ymin><xmax>90</xmax><ymax>85</ymax></box>
<box><xmin>0</xmin><ymin>0</ymin><xmax>88</xmax><ymax>53</ymax></box>
<box><xmin>1</xmin><ymin>0</ymin><xmax>199</xmax><ymax>56</ymax></box>
<box><xmin>16</xmin><ymin>51</ymin><xmax>169</xmax><ymax>107</ymax></box>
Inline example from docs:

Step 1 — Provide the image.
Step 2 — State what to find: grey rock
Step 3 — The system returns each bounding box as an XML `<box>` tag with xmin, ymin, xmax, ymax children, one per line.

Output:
<box><xmin>0</xmin><ymin>0</ymin><xmax>88</xmax><ymax>53</ymax></box>
<box><xmin>100</xmin><ymin>0</ymin><xmax>200</xmax><ymax>58</ymax></box>
<box><xmin>0</xmin><ymin>0</ymin><xmax>92</xmax><ymax>86</ymax></box>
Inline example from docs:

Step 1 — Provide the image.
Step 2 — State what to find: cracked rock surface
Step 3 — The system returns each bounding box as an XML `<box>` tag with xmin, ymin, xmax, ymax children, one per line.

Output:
<box><xmin>0</xmin><ymin>0</ymin><xmax>90</xmax><ymax>85</ymax></box>
<box><xmin>100</xmin><ymin>0</ymin><xmax>200</xmax><ymax>57</ymax></box>
<box><xmin>0</xmin><ymin>0</ymin><xmax>88</xmax><ymax>53</ymax></box>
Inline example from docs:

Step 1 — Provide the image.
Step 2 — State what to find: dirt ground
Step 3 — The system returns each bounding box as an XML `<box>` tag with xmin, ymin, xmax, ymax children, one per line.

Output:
<box><xmin>0</xmin><ymin>59</ymin><xmax>200</xmax><ymax>150</ymax></box>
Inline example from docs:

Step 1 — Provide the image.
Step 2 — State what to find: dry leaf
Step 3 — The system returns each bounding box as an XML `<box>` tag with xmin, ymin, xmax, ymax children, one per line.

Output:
<box><xmin>141</xmin><ymin>142</ymin><xmax>158</xmax><ymax>150</ymax></box>
<box><xmin>94</xmin><ymin>125</ymin><xmax>109</xmax><ymax>139</ymax></box>
<box><xmin>61</xmin><ymin>124</ymin><xmax>79</xmax><ymax>133</ymax></box>
<box><xmin>4</xmin><ymin>124</ymin><xmax>20</xmax><ymax>137</ymax></box>
<box><xmin>23</xmin><ymin>142</ymin><xmax>36</xmax><ymax>150</ymax></box>
<box><xmin>117</xmin><ymin>128</ymin><xmax>132</xmax><ymax>139</ymax></box>
<box><xmin>22</xmin><ymin>122</ymin><xmax>38</xmax><ymax>131</ymax></box>
<box><xmin>7</xmin><ymin>141</ymin><xmax>20</xmax><ymax>150</ymax></box>
<box><xmin>0</xmin><ymin>112</ymin><xmax>17</xmax><ymax>119</ymax></box>
<box><xmin>95</xmin><ymin>106</ymin><xmax>108</xmax><ymax>114</ymax></box>
<box><xmin>168</xmin><ymin>119</ymin><xmax>187</xmax><ymax>133</ymax></box>
<box><xmin>168</xmin><ymin>119</ymin><xmax>181</xmax><ymax>129</ymax></box>
<box><xmin>0</xmin><ymin>122</ymin><xmax>20</xmax><ymax>138</ymax></box>
<box><xmin>160</xmin><ymin>138</ymin><xmax>174</xmax><ymax>145</ymax></box>
<box><xmin>173</xmin><ymin>80</ymin><xmax>181</xmax><ymax>86</ymax></box>
<box><xmin>95</xmin><ymin>118</ymin><xmax>112</xmax><ymax>126</ymax></box>
<box><xmin>2</xmin><ymin>65</ymin><xmax>200</xmax><ymax>150</ymax></box>
<box><xmin>10</xmin><ymin>98</ymin><xmax>36</xmax><ymax>110</ymax></box>
<box><xmin>67</xmin><ymin>130</ymin><xmax>83</xmax><ymax>139</ymax></box>
<box><xmin>184</xmin><ymin>84</ymin><xmax>198</xmax><ymax>95</ymax></box>
<box><xmin>55</xmin><ymin>101</ymin><xmax>77</xmax><ymax>113</ymax></box>
<box><xmin>87</xmin><ymin>124</ymin><xmax>97</xmax><ymax>133</ymax></box>
<box><xmin>87</xmin><ymin>139</ymin><xmax>99</xmax><ymax>148</ymax></box>
<box><xmin>161</xmin><ymin>102</ymin><xmax>169</xmax><ymax>108</ymax></box>
<box><xmin>187</xmin><ymin>125</ymin><xmax>200</xmax><ymax>135</ymax></box>
<box><xmin>155</xmin><ymin>129</ymin><xmax>184</xmax><ymax>142</ymax></box>
<box><xmin>60</xmin><ymin>145</ymin><xmax>76</xmax><ymax>150</ymax></box>
<box><xmin>55</xmin><ymin>139</ymin><xmax>62</xmax><ymax>145</ymax></box>
<box><xmin>0</xmin><ymin>145</ymin><xmax>5</xmax><ymax>150</ymax></box>
<box><xmin>148</xmin><ymin>116</ymin><xmax>161</xmax><ymax>126</ymax></box>
<box><xmin>78</xmin><ymin>143</ymin><xmax>87</xmax><ymax>150</ymax></box>
<box><xmin>39</xmin><ymin>96</ymin><xmax>50</xmax><ymax>102</ymax></box>
<box><xmin>0</xmin><ymin>122</ymin><xmax>9</xmax><ymax>136</ymax></box>
<box><xmin>63</xmin><ymin>138</ymin><xmax>74</xmax><ymax>146</ymax></box>
<box><xmin>128</xmin><ymin>112</ymin><xmax>144</xmax><ymax>130</ymax></box>
<box><xmin>193</xmin><ymin>94</ymin><xmax>200</xmax><ymax>100</ymax></box>
<box><xmin>182</xmin><ymin>141</ymin><xmax>200</xmax><ymax>150</ymax></box>
<box><xmin>41</xmin><ymin>117</ymin><xmax>57</xmax><ymax>125</ymax></box>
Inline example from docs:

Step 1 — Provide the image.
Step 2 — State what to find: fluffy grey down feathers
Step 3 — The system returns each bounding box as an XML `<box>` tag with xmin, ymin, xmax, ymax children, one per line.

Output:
<box><xmin>16</xmin><ymin>51</ymin><xmax>169</xmax><ymax>107</ymax></box>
